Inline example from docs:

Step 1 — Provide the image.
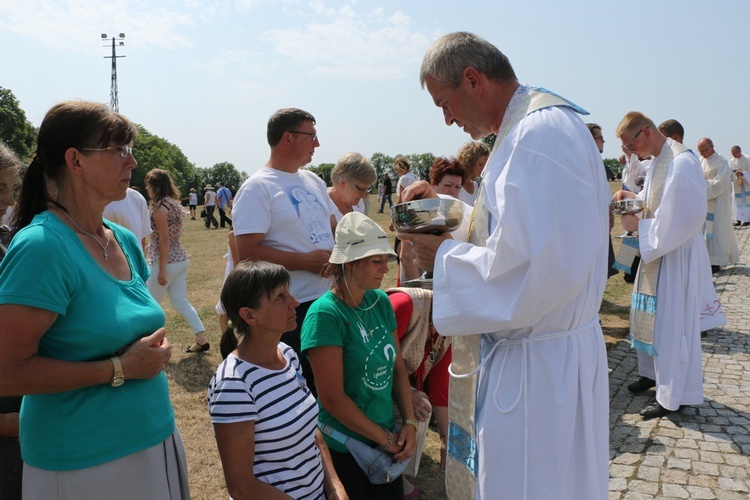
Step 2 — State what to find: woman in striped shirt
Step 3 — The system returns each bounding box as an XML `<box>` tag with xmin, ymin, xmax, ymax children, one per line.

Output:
<box><xmin>208</xmin><ymin>261</ymin><xmax>347</xmax><ymax>499</ymax></box>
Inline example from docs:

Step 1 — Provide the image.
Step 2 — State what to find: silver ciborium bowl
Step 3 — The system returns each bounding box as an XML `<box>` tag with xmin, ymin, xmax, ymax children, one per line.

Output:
<box><xmin>392</xmin><ymin>198</ymin><xmax>464</xmax><ymax>234</ymax></box>
<box><xmin>392</xmin><ymin>198</ymin><xmax>464</xmax><ymax>289</ymax></box>
<box><xmin>610</xmin><ymin>198</ymin><xmax>646</xmax><ymax>216</ymax></box>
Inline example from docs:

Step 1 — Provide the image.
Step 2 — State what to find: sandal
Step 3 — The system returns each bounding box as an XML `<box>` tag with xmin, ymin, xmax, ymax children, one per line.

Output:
<box><xmin>186</xmin><ymin>342</ymin><xmax>210</xmax><ymax>353</ymax></box>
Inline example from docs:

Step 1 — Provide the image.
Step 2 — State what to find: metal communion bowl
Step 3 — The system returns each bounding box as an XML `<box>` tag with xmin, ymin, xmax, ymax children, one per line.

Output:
<box><xmin>610</xmin><ymin>198</ymin><xmax>646</xmax><ymax>215</ymax></box>
<box><xmin>392</xmin><ymin>198</ymin><xmax>464</xmax><ymax>234</ymax></box>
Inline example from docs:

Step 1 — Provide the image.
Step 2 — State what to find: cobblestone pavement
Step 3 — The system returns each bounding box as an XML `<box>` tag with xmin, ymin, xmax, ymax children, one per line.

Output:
<box><xmin>608</xmin><ymin>226</ymin><xmax>750</xmax><ymax>499</ymax></box>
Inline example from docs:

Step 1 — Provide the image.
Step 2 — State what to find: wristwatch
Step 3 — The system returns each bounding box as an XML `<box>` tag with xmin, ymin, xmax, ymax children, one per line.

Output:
<box><xmin>110</xmin><ymin>356</ymin><xmax>125</xmax><ymax>388</ymax></box>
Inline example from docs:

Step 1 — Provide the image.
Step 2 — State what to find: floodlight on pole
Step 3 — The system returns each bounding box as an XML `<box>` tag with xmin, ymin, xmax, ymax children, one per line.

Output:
<box><xmin>102</xmin><ymin>33</ymin><xmax>126</xmax><ymax>112</ymax></box>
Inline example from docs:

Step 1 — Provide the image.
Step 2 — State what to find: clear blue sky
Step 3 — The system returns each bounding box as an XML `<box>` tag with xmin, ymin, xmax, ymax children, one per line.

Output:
<box><xmin>2</xmin><ymin>0</ymin><xmax>748</xmax><ymax>176</ymax></box>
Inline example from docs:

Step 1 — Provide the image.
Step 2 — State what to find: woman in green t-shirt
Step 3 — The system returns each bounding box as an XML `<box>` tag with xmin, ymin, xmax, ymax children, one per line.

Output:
<box><xmin>302</xmin><ymin>212</ymin><xmax>418</xmax><ymax>499</ymax></box>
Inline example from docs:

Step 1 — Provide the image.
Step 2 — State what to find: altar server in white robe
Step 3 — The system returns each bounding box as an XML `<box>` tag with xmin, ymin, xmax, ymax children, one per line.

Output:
<box><xmin>615</xmin><ymin>113</ymin><xmax>723</xmax><ymax>420</ymax></box>
<box><xmin>399</xmin><ymin>32</ymin><xmax>610</xmax><ymax>500</ymax></box>
<box><xmin>730</xmin><ymin>145</ymin><xmax>750</xmax><ymax>225</ymax></box>
<box><xmin>697</xmin><ymin>138</ymin><xmax>738</xmax><ymax>270</ymax></box>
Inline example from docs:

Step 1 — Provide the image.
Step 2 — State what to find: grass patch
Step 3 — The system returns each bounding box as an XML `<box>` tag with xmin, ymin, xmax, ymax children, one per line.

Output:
<box><xmin>168</xmin><ymin>186</ymin><xmax>630</xmax><ymax>499</ymax></box>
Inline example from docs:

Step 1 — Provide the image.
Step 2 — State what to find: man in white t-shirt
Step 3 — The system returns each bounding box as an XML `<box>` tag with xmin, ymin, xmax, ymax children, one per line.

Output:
<box><xmin>232</xmin><ymin>108</ymin><xmax>336</xmax><ymax>392</ymax></box>
<box><xmin>103</xmin><ymin>186</ymin><xmax>152</xmax><ymax>254</ymax></box>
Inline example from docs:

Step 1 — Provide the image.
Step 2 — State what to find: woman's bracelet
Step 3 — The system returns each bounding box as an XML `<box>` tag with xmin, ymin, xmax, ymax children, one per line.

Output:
<box><xmin>405</xmin><ymin>419</ymin><xmax>419</xmax><ymax>431</ymax></box>
<box><xmin>381</xmin><ymin>429</ymin><xmax>393</xmax><ymax>451</ymax></box>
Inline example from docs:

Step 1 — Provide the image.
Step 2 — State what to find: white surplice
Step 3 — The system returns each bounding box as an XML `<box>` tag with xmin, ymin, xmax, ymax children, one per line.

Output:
<box><xmin>730</xmin><ymin>153</ymin><xmax>750</xmax><ymax>223</ymax></box>
<box><xmin>701</xmin><ymin>152</ymin><xmax>738</xmax><ymax>266</ymax></box>
<box><xmin>433</xmin><ymin>102</ymin><xmax>610</xmax><ymax>500</ymax></box>
<box><xmin>634</xmin><ymin>139</ymin><xmax>717</xmax><ymax>411</ymax></box>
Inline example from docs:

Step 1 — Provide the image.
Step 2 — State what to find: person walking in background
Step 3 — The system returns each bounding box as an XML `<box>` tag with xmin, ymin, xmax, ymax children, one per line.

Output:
<box><xmin>188</xmin><ymin>187</ymin><xmax>198</xmax><ymax>220</ymax></box>
<box><xmin>377</xmin><ymin>174</ymin><xmax>393</xmax><ymax>213</ymax></box>
<box><xmin>456</xmin><ymin>141</ymin><xmax>489</xmax><ymax>206</ymax></box>
<box><xmin>208</xmin><ymin>261</ymin><xmax>347</xmax><ymax>500</ymax></box>
<box><xmin>145</xmin><ymin>168</ymin><xmax>210</xmax><ymax>354</ymax></box>
<box><xmin>216</xmin><ymin>181</ymin><xmax>233</xmax><ymax>229</ymax></box>
<box><xmin>0</xmin><ymin>101</ymin><xmax>188</xmax><ymax>500</ymax></box>
<box><xmin>203</xmin><ymin>184</ymin><xmax>219</xmax><ymax>229</ymax></box>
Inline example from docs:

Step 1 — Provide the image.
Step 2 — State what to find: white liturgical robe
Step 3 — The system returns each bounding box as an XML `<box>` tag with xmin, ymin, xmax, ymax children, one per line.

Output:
<box><xmin>700</xmin><ymin>152</ymin><xmax>738</xmax><ymax>265</ymax></box>
<box><xmin>433</xmin><ymin>96</ymin><xmax>610</xmax><ymax>499</ymax></box>
<box><xmin>730</xmin><ymin>153</ymin><xmax>750</xmax><ymax>223</ymax></box>
<box><xmin>634</xmin><ymin>140</ymin><xmax>722</xmax><ymax>411</ymax></box>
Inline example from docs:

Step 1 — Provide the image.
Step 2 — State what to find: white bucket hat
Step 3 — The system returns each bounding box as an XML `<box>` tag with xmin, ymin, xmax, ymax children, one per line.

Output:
<box><xmin>329</xmin><ymin>212</ymin><xmax>397</xmax><ymax>264</ymax></box>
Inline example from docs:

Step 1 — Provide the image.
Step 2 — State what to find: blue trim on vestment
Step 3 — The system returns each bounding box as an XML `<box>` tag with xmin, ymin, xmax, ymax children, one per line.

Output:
<box><xmin>631</xmin><ymin>291</ymin><xmax>657</xmax><ymax>314</ymax></box>
<box><xmin>532</xmin><ymin>87</ymin><xmax>590</xmax><ymax>115</ymax></box>
<box><xmin>613</xmin><ymin>261</ymin><xmax>633</xmax><ymax>273</ymax></box>
<box><xmin>622</xmin><ymin>236</ymin><xmax>639</xmax><ymax>249</ymax></box>
<box><xmin>630</xmin><ymin>335</ymin><xmax>659</xmax><ymax>357</ymax></box>
<box><xmin>448</xmin><ymin>421</ymin><xmax>478</xmax><ymax>476</ymax></box>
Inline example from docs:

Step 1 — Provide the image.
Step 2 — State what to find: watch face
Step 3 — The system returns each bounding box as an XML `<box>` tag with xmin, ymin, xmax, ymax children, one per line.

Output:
<box><xmin>112</xmin><ymin>377</ymin><xmax>124</xmax><ymax>388</ymax></box>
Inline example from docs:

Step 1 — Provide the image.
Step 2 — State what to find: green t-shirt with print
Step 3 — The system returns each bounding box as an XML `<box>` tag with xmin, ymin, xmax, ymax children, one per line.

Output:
<box><xmin>301</xmin><ymin>289</ymin><xmax>398</xmax><ymax>452</ymax></box>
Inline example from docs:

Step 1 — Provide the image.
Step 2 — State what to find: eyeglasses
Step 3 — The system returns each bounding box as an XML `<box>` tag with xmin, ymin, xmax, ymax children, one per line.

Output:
<box><xmin>80</xmin><ymin>145</ymin><xmax>133</xmax><ymax>158</ymax></box>
<box><xmin>287</xmin><ymin>130</ymin><xmax>318</xmax><ymax>141</ymax></box>
<box><xmin>622</xmin><ymin>128</ymin><xmax>646</xmax><ymax>152</ymax></box>
<box><xmin>351</xmin><ymin>183</ymin><xmax>371</xmax><ymax>195</ymax></box>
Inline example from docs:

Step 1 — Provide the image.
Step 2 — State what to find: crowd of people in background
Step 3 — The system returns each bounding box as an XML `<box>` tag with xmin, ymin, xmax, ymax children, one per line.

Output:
<box><xmin>0</xmin><ymin>29</ymin><xmax>744</xmax><ymax>500</ymax></box>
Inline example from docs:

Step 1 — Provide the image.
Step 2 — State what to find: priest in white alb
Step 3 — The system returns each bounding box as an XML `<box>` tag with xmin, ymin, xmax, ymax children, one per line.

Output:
<box><xmin>696</xmin><ymin>138</ymin><xmax>738</xmax><ymax>272</ymax></box>
<box><xmin>398</xmin><ymin>32</ymin><xmax>610</xmax><ymax>500</ymax></box>
<box><xmin>614</xmin><ymin>113</ymin><xmax>725</xmax><ymax>420</ymax></box>
<box><xmin>730</xmin><ymin>145</ymin><xmax>750</xmax><ymax>225</ymax></box>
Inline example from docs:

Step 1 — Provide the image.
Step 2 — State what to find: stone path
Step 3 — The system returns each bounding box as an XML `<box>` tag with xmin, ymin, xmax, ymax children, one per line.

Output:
<box><xmin>607</xmin><ymin>226</ymin><xmax>750</xmax><ymax>499</ymax></box>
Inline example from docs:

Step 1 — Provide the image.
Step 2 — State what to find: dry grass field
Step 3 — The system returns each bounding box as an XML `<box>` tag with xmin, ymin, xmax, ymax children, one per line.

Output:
<box><xmin>166</xmin><ymin>186</ymin><xmax>630</xmax><ymax>499</ymax></box>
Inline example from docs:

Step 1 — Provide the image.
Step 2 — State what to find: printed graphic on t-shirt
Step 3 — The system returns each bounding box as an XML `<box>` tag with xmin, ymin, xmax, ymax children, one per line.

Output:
<box><xmin>360</xmin><ymin>323</ymin><xmax>395</xmax><ymax>391</ymax></box>
<box><xmin>288</xmin><ymin>187</ymin><xmax>333</xmax><ymax>245</ymax></box>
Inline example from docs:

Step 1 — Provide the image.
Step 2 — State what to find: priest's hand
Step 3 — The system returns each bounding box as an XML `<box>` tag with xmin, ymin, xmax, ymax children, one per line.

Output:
<box><xmin>612</xmin><ymin>189</ymin><xmax>636</xmax><ymax>201</ymax></box>
<box><xmin>621</xmin><ymin>214</ymin><xmax>639</xmax><ymax>233</ymax></box>
<box><xmin>396</xmin><ymin>232</ymin><xmax>452</xmax><ymax>272</ymax></box>
<box><xmin>400</xmin><ymin>181</ymin><xmax>438</xmax><ymax>202</ymax></box>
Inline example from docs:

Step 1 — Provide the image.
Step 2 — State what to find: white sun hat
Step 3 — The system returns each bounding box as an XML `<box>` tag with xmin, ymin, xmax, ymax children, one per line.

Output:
<box><xmin>329</xmin><ymin>212</ymin><xmax>397</xmax><ymax>264</ymax></box>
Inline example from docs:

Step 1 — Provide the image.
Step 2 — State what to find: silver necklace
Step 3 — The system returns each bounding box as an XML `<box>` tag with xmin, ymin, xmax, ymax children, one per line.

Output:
<box><xmin>335</xmin><ymin>286</ymin><xmax>374</xmax><ymax>338</ymax></box>
<box><xmin>62</xmin><ymin>211</ymin><xmax>110</xmax><ymax>260</ymax></box>
<box><xmin>343</xmin><ymin>273</ymin><xmax>380</xmax><ymax>311</ymax></box>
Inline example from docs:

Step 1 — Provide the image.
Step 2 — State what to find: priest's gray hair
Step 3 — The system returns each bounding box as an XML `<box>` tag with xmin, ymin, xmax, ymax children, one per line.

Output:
<box><xmin>420</xmin><ymin>32</ymin><xmax>517</xmax><ymax>89</ymax></box>
<box><xmin>331</xmin><ymin>153</ymin><xmax>377</xmax><ymax>186</ymax></box>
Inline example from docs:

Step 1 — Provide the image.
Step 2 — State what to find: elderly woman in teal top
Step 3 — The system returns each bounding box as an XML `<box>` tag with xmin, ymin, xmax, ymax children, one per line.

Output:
<box><xmin>0</xmin><ymin>101</ymin><xmax>189</xmax><ymax>499</ymax></box>
<box><xmin>301</xmin><ymin>212</ymin><xmax>417</xmax><ymax>499</ymax></box>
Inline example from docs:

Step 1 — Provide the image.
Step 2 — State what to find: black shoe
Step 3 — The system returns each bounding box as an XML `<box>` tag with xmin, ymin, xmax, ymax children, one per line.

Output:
<box><xmin>628</xmin><ymin>377</ymin><xmax>656</xmax><ymax>393</ymax></box>
<box><xmin>640</xmin><ymin>401</ymin><xmax>678</xmax><ymax>420</ymax></box>
<box><xmin>711</xmin><ymin>265</ymin><xmax>721</xmax><ymax>274</ymax></box>
<box><xmin>186</xmin><ymin>342</ymin><xmax>210</xmax><ymax>353</ymax></box>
